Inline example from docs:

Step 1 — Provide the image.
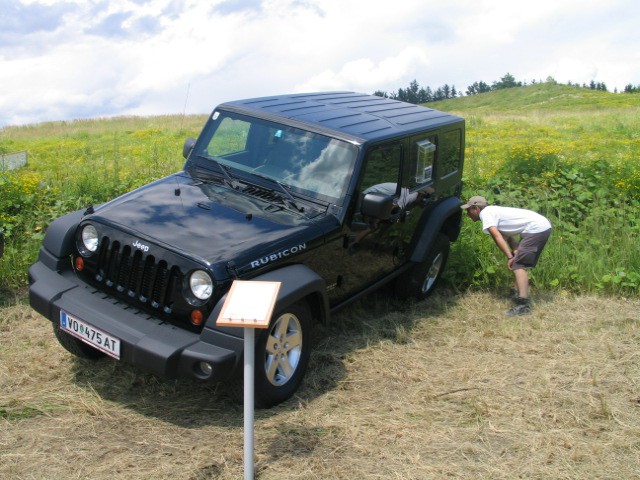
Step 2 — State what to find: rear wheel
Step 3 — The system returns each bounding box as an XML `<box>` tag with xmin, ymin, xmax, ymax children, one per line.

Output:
<box><xmin>52</xmin><ymin>323</ymin><xmax>104</xmax><ymax>360</ymax></box>
<box><xmin>397</xmin><ymin>233</ymin><xmax>450</xmax><ymax>300</ymax></box>
<box><xmin>254</xmin><ymin>301</ymin><xmax>312</xmax><ymax>408</ymax></box>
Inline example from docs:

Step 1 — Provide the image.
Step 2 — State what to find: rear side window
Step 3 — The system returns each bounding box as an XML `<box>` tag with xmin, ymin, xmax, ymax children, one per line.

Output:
<box><xmin>439</xmin><ymin>130</ymin><xmax>462</xmax><ymax>177</ymax></box>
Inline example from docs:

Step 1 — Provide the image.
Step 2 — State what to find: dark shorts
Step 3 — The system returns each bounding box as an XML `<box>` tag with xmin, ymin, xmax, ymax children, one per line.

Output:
<box><xmin>512</xmin><ymin>229</ymin><xmax>552</xmax><ymax>270</ymax></box>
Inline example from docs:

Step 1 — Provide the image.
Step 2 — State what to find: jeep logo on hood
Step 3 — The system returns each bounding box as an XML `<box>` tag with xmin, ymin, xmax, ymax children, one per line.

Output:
<box><xmin>133</xmin><ymin>240</ymin><xmax>150</xmax><ymax>252</ymax></box>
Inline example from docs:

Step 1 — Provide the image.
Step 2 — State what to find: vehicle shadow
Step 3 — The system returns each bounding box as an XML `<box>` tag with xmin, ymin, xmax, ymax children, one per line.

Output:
<box><xmin>69</xmin><ymin>289</ymin><xmax>461</xmax><ymax>428</ymax></box>
<box><xmin>298</xmin><ymin>288</ymin><xmax>459</xmax><ymax>402</ymax></box>
<box><xmin>0</xmin><ymin>285</ymin><xmax>27</xmax><ymax>307</ymax></box>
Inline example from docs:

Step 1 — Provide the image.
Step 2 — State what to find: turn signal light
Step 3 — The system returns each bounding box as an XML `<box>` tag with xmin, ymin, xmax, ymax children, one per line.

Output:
<box><xmin>191</xmin><ymin>309</ymin><xmax>204</xmax><ymax>326</ymax></box>
<box><xmin>75</xmin><ymin>256</ymin><xmax>84</xmax><ymax>271</ymax></box>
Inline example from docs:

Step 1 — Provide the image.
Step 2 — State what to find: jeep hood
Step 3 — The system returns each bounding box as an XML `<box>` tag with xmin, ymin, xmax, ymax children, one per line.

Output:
<box><xmin>87</xmin><ymin>172</ymin><xmax>327</xmax><ymax>265</ymax></box>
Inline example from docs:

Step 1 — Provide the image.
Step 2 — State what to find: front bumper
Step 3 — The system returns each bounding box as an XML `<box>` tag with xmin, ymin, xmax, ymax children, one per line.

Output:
<box><xmin>28</xmin><ymin>260</ymin><xmax>242</xmax><ymax>382</ymax></box>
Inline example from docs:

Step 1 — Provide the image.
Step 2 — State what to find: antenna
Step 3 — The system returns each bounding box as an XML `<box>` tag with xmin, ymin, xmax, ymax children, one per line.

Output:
<box><xmin>180</xmin><ymin>83</ymin><xmax>191</xmax><ymax>131</ymax></box>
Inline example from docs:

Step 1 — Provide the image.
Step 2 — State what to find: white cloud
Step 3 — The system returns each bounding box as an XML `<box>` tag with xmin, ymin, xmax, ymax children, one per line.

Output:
<box><xmin>1</xmin><ymin>0</ymin><xmax>639</xmax><ymax>126</ymax></box>
<box><xmin>298</xmin><ymin>47</ymin><xmax>431</xmax><ymax>93</ymax></box>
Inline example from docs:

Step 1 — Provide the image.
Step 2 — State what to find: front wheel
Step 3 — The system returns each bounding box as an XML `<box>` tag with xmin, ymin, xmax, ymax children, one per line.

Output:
<box><xmin>397</xmin><ymin>233</ymin><xmax>450</xmax><ymax>300</ymax></box>
<box><xmin>254</xmin><ymin>301</ymin><xmax>312</xmax><ymax>408</ymax></box>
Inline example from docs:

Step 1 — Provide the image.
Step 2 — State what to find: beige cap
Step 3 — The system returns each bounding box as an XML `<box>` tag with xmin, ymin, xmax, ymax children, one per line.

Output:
<box><xmin>460</xmin><ymin>195</ymin><xmax>488</xmax><ymax>209</ymax></box>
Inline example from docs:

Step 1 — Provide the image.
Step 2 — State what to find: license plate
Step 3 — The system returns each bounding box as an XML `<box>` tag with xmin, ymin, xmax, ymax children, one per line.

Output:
<box><xmin>60</xmin><ymin>311</ymin><xmax>121</xmax><ymax>359</ymax></box>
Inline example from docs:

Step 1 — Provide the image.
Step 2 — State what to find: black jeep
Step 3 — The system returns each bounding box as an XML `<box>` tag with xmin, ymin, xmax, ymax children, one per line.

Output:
<box><xmin>29</xmin><ymin>92</ymin><xmax>465</xmax><ymax>407</ymax></box>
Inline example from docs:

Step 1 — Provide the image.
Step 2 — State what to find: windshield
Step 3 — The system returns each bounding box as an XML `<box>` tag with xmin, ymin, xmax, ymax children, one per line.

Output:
<box><xmin>191</xmin><ymin>110</ymin><xmax>359</xmax><ymax>204</ymax></box>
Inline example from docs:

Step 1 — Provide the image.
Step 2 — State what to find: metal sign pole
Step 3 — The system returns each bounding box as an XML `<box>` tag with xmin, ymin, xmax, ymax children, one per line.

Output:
<box><xmin>244</xmin><ymin>327</ymin><xmax>255</xmax><ymax>480</ymax></box>
<box><xmin>216</xmin><ymin>280</ymin><xmax>281</xmax><ymax>480</ymax></box>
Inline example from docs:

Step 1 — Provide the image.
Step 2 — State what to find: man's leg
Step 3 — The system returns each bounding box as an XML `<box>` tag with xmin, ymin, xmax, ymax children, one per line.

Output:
<box><xmin>506</xmin><ymin>268</ymin><xmax>532</xmax><ymax>316</ymax></box>
<box><xmin>514</xmin><ymin>268</ymin><xmax>529</xmax><ymax>299</ymax></box>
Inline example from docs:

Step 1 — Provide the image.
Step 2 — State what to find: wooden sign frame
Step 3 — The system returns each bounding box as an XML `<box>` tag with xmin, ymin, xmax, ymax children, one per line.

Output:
<box><xmin>216</xmin><ymin>280</ymin><xmax>281</xmax><ymax>328</ymax></box>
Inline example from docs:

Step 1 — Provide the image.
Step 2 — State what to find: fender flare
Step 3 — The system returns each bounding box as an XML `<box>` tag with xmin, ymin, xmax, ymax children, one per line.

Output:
<box><xmin>42</xmin><ymin>208</ymin><xmax>86</xmax><ymax>257</ymax></box>
<box><xmin>205</xmin><ymin>264</ymin><xmax>330</xmax><ymax>333</ymax></box>
<box><xmin>409</xmin><ymin>196</ymin><xmax>462</xmax><ymax>263</ymax></box>
<box><xmin>38</xmin><ymin>209</ymin><xmax>86</xmax><ymax>271</ymax></box>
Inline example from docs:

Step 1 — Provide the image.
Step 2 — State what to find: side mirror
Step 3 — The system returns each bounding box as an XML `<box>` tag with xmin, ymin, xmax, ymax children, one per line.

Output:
<box><xmin>361</xmin><ymin>192</ymin><xmax>395</xmax><ymax>220</ymax></box>
<box><xmin>183</xmin><ymin>137</ymin><xmax>196</xmax><ymax>159</ymax></box>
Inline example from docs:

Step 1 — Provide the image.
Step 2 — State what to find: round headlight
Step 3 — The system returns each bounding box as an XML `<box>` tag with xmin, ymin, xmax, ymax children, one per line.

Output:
<box><xmin>190</xmin><ymin>270</ymin><xmax>213</xmax><ymax>300</ymax></box>
<box><xmin>80</xmin><ymin>224</ymin><xmax>99</xmax><ymax>254</ymax></box>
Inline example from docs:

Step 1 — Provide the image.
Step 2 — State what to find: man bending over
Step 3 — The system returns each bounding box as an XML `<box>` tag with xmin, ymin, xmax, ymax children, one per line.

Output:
<box><xmin>462</xmin><ymin>196</ymin><xmax>552</xmax><ymax>316</ymax></box>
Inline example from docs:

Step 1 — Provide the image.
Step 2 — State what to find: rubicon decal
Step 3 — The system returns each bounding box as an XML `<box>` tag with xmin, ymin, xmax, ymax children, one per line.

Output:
<box><xmin>250</xmin><ymin>243</ymin><xmax>307</xmax><ymax>268</ymax></box>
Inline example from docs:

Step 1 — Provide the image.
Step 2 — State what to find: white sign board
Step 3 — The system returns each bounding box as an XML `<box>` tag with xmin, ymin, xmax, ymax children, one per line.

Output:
<box><xmin>216</xmin><ymin>280</ymin><xmax>280</xmax><ymax>328</ymax></box>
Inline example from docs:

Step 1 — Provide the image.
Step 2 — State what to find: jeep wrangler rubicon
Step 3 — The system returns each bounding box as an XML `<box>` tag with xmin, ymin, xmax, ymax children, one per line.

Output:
<box><xmin>29</xmin><ymin>92</ymin><xmax>465</xmax><ymax>407</ymax></box>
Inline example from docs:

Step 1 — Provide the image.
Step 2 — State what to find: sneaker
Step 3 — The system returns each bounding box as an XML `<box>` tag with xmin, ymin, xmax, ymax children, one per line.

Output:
<box><xmin>506</xmin><ymin>298</ymin><xmax>531</xmax><ymax>316</ymax></box>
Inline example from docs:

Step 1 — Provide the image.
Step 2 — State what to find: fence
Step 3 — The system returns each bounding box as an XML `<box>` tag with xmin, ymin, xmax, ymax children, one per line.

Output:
<box><xmin>1</xmin><ymin>150</ymin><xmax>28</xmax><ymax>171</ymax></box>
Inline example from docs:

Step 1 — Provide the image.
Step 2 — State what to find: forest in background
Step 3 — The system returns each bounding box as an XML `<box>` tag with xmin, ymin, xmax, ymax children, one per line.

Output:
<box><xmin>374</xmin><ymin>72</ymin><xmax>640</xmax><ymax>104</ymax></box>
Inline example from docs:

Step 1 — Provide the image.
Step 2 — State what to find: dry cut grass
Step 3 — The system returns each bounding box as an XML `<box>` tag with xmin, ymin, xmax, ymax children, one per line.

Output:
<box><xmin>1</xmin><ymin>291</ymin><xmax>639</xmax><ymax>479</ymax></box>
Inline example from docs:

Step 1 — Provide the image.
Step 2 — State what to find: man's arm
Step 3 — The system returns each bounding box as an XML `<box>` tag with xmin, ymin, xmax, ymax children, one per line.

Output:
<box><xmin>487</xmin><ymin>226</ymin><xmax>514</xmax><ymax>259</ymax></box>
<box><xmin>506</xmin><ymin>236</ymin><xmax>519</xmax><ymax>252</ymax></box>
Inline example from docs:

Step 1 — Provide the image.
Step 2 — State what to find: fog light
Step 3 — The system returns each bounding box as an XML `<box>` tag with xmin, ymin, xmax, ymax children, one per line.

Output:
<box><xmin>75</xmin><ymin>256</ymin><xmax>84</xmax><ymax>271</ymax></box>
<box><xmin>199</xmin><ymin>361</ymin><xmax>213</xmax><ymax>377</ymax></box>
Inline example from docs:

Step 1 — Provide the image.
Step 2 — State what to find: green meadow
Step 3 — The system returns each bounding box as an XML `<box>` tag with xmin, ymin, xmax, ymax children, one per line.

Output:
<box><xmin>435</xmin><ymin>84</ymin><xmax>640</xmax><ymax>295</ymax></box>
<box><xmin>1</xmin><ymin>83</ymin><xmax>639</xmax><ymax>296</ymax></box>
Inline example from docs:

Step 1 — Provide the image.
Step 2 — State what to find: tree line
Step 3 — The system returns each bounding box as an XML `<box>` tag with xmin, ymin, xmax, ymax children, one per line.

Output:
<box><xmin>374</xmin><ymin>73</ymin><xmax>640</xmax><ymax>104</ymax></box>
<box><xmin>373</xmin><ymin>79</ymin><xmax>460</xmax><ymax>104</ymax></box>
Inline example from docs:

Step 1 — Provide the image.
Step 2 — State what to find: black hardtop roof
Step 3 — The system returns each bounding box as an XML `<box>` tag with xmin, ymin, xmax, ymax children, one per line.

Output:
<box><xmin>218</xmin><ymin>91</ymin><xmax>464</xmax><ymax>143</ymax></box>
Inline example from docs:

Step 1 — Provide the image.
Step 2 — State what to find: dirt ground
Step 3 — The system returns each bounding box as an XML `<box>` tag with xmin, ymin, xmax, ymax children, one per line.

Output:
<box><xmin>1</xmin><ymin>291</ymin><xmax>639</xmax><ymax>479</ymax></box>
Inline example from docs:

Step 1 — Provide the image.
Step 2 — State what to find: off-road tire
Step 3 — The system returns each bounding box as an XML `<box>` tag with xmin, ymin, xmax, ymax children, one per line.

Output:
<box><xmin>397</xmin><ymin>233</ymin><xmax>450</xmax><ymax>300</ymax></box>
<box><xmin>254</xmin><ymin>301</ymin><xmax>312</xmax><ymax>408</ymax></box>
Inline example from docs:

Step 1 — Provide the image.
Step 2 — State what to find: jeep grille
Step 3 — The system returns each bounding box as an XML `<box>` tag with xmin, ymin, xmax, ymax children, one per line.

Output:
<box><xmin>91</xmin><ymin>237</ymin><xmax>183</xmax><ymax>314</ymax></box>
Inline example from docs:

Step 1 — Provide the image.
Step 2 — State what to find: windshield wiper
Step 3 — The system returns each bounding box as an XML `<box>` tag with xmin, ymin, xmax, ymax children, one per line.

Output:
<box><xmin>195</xmin><ymin>155</ymin><xmax>242</xmax><ymax>189</ymax></box>
<box><xmin>251</xmin><ymin>173</ymin><xmax>305</xmax><ymax>213</ymax></box>
<box><xmin>214</xmin><ymin>159</ymin><xmax>243</xmax><ymax>189</ymax></box>
<box><xmin>275</xmin><ymin>180</ymin><xmax>305</xmax><ymax>213</ymax></box>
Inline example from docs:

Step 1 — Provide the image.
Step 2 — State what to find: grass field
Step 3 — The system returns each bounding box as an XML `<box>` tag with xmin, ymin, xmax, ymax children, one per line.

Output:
<box><xmin>0</xmin><ymin>83</ymin><xmax>639</xmax><ymax>478</ymax></box>
<box><xmin>1</xmin><ymin>292</ymin><xmax>639</xmax><ymax>479</ymax></box>
<box><xmin>438</xmin><ymin>84</ymin><xmax>640</xmax><ymax>295</ymax></box>
<box><xmin>1</xmin><ymin>83</ymin><xmax>639</xmax><ymax>294</ymax></box>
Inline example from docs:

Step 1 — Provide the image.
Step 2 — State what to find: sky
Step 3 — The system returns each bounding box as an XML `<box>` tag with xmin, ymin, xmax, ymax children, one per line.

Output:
<box><xmin>1</xmin><ymin>0</ymin><xmax>639</xmax><ymax>127</ymax></box>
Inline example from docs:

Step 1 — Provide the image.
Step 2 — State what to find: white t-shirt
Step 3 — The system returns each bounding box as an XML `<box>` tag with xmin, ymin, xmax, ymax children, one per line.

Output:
<box><xmin>480</xmin><ymin>205</ymin><xmax>551</xmax><ymax>236</ymax></box>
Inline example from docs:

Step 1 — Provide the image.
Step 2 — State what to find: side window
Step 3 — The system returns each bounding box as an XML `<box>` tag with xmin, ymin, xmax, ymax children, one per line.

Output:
<box><xmin>360</xmin><ymin>144</ymin><xmax>402</xmax><ymax>196</ymax></box>
<box><xmin>206</xmin><ymin>116</ymin><xmax>251</xmax><ymax>157</ymax></box>
<box><xmin>439</xmin><ymin>129</ymin><xmax>462</xmax><ymax>177</ymax></box>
